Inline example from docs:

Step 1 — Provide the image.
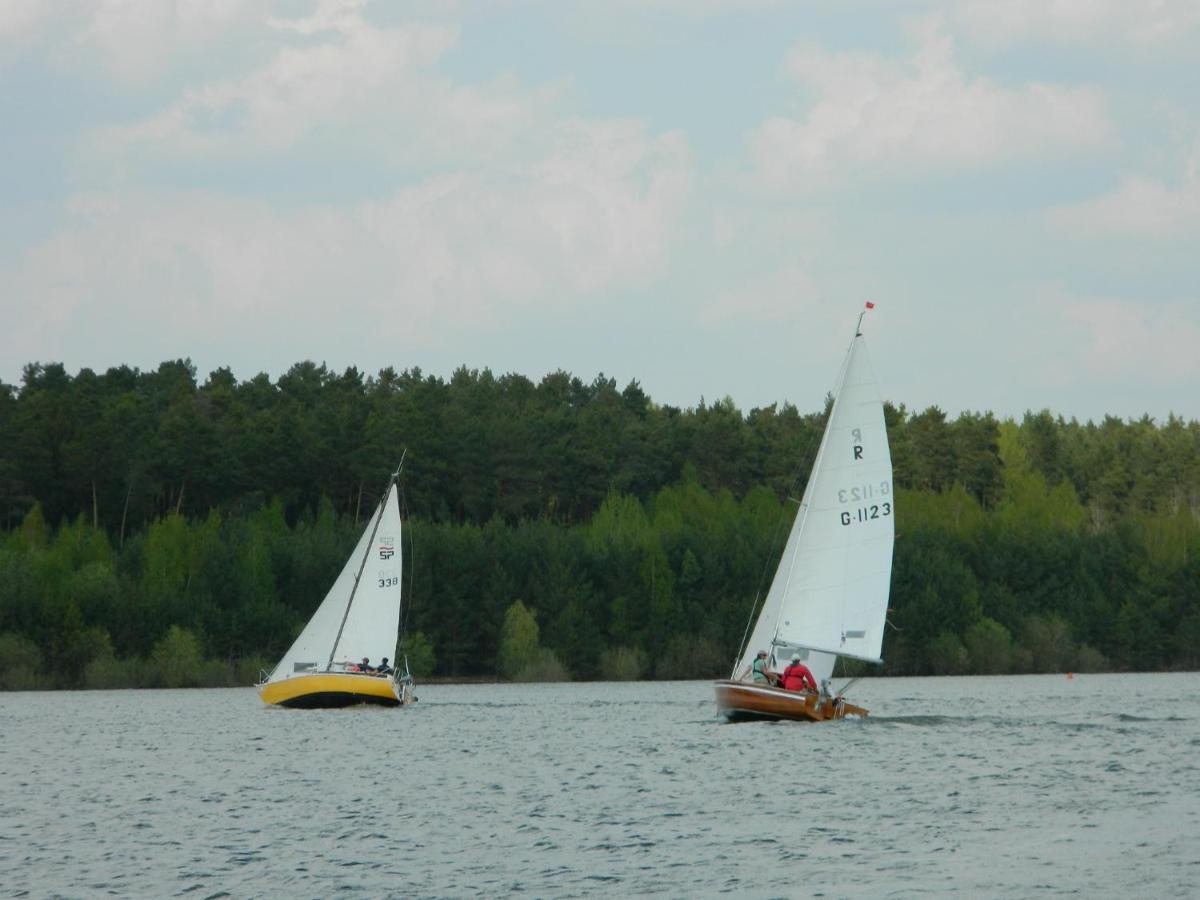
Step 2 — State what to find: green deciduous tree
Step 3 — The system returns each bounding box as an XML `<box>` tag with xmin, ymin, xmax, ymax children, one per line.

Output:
<box><xmin>0</xmin><ymin>632</ymin><xmax>41</xmax><ymax>689</ymax></box>
<box><xmin>926</xmin><ymin>631</ymin><xmax>969</xmax><ymax>675</ymax></box>
<box><xmin>497</xmin><ymin>600</ymin><xmax>541</xmax><ymax>680</ymax></box>
<box><xmin>149</xmin><ymin>625</ymin><xmax>205</xmax><ymax>688</ymax></box>
<box><xmin>964</xmin><ymin>617</ymin><xmax>1013</xmax><ymax>674</ymax></box>
<box><xmin>398</xmin><ymin>631</ymin><xmax>436</xmax><ymax>678</ymax></box>
<box><xmin>599</xmin><ymin>646</ymin><xmax>647</xmax><ymax>680</ymax></box>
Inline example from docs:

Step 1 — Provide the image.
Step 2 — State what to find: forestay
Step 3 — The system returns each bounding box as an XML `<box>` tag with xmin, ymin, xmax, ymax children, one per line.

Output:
<box><xmin>733</xmin><ymin>331</ymin><xmax>893</xmax><ymax>682</ymax></box>
<box><xmin>266</xmin><ymin>483</ymin><xmax>404</xmax><ymax>683</ymax></box>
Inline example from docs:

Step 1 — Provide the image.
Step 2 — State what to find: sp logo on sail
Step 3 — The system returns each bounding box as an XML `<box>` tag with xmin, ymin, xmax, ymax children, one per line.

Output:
<box><xmin>378</xmin><ymin>536</ymin><xmax>395</xmax><ymax>560</ymax></box>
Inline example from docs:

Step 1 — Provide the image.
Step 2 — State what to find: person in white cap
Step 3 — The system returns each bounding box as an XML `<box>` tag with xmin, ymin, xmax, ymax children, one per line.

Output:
<box><xmin>781</xmin><ymin>653</ymin><xmax>817</xmax><ymax>693</ymax></box>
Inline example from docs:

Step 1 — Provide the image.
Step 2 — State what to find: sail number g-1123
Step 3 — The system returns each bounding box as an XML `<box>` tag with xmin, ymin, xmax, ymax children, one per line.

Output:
<box><xmin>837</xmin><ymin>480</ymin><xmax>892</xmax><ymax>527</ymax></box>
<box><xmin>837</xmin><ymin>481</ymin><xmax>890</xmax><ymax>503</ymax></box>
<box><xmin>840</xmin><ymin>502</ymin><xmax>891</xmax><ymax>526</ymax></box>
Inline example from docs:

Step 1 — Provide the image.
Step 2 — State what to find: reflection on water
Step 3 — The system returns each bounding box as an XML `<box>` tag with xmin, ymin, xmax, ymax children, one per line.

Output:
<box><xmin>2</xmin><ymin>674</ymin><xmax>1198</xmax><ymax>897</ymax></box>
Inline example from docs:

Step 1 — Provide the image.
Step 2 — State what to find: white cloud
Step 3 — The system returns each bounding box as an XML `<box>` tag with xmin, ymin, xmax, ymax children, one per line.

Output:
<box><xmin>2</xmin><ymin>118</ymin><xmax>692</xmax><ymax>373</ymax></box>
<box><xmin>90</xmin><ymin>15</ymin><xmax>466</xmax><ymax>162</ymax></box>
<box><xmin>699</xmin><ymin>263</ymin><xmax>820</xmax><ymax>328</ymax></box>
<box><xmin>1049</xmin><ymin>140</ymin><xmax>1200</xmax><ymax>239</ymax></box>
<box><xmin>875</xmin><ymin>286</ymin><xmax>1200</xmax><ymax>422</ymax></box>
<box><xmin>1050</xmin><ymin>175</ymin><xmax>1200</xmax><ymax>238</ymax></box>
<box><xmin>0</xmin><ymin>0</ymin><xmax>264</xmax><ymax>82</ymax></box>
<box><xmin>5</xmin><ymin>0</ymin><xmax>1196</xmax><ymax>424</ymax></box>
<box><xmin>575</xmin><ymin>0</ymin><xmax>794</xmax><ymax>22</ymax></box>
<box><xmin>750</xmin><ymin>17</ymin><xmax>1112</xmax><ymax>189</ymax></box>
<box><xmin>953</xmin><ymin>0</ymin><xmax>1200</xmax><ymax>52</ymax></box>
<box><xmin>3</xmin><ymin>0</ymin><xmax>696</xmax><ymax>383</ymax></box>
<box><xmin>0</xmin><ymin>0</ymin><xmax>53</xmax><ymax>43</ymax></box>
<box><xmin>83</xmin><ymin>4</ymin><xmax>583</xmax><ymax>181</ymax></box>
<box><xmin>1059</xmin><ymin>295</ymin><xmax>1200</xmax><ymax>381</ymax></box>
<box><xmin>75</xmin><ymin>0</ymin><xmax>258</xmax><ymax>84</ymax></box>
<box><xmin>268</xmin><ymin>0</ymin><xmax>367</xmax><ymax>37</ymax></box>
<box><xmin>992</xmin><ymin>286</ymin><xmax>1200</xmax><ymax>394</ymax></box>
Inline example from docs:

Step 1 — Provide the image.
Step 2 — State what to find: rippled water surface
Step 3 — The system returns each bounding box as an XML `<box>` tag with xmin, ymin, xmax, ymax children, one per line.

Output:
<box><xmin>3</xmin><ymin>674</ymin><xmax>1199</xmax><ymax>898</ymax></box>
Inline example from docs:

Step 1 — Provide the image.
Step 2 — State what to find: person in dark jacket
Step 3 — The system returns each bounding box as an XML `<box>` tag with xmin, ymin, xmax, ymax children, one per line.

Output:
<box><xmin>376</xmin><ymin>657</ymin><xmax>393</xmax><ymax>676</ymax></box>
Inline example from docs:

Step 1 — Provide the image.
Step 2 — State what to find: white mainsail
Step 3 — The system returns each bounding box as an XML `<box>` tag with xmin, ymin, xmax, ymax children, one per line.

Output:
<box><xmin>733</xmin><ymin>325</ymin><xmax>893</xmax><ymax>686</ymax></box>
<box><xmin>266</xmin><ymin>482</ymin><xmax>404</xmax><ymax>683</ymax></box>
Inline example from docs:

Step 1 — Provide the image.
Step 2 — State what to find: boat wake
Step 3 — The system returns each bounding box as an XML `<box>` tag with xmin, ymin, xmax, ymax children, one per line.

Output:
<box><xmin>867</xmin><ymin>715</ymin><xmax>963</xmax><ymax>727</ymax></box>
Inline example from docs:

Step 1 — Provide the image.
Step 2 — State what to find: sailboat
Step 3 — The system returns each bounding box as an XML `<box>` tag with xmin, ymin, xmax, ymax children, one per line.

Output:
<box><xmin>258</xmin><ymin>462</ymin><xmax>416</xmax><ymax>709</ymax></box>
<box><xmin>714</xmin><ymin>305</ymin><xmax>893</xmax><ymax>722</ymax></box>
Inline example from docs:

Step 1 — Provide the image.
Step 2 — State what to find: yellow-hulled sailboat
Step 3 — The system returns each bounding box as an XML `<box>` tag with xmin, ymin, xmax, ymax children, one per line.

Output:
<box><xmin>258</xmin><ymin>462</ymin><xmax>415</xmax><ymax>709</ymax></box>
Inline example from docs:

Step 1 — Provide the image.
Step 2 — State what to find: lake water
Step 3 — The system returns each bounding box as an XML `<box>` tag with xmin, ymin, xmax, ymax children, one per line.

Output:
<box><xmin>2</xmin><ymin>673</ymin><xmax>1198</xmax><ymax>898</ymax></box>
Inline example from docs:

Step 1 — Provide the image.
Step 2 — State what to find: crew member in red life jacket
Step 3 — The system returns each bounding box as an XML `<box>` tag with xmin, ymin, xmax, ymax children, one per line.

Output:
<box><xmin>781</xmin><ymin>653</ymin><xmax>818</xmax><ymax>693</ymax></box>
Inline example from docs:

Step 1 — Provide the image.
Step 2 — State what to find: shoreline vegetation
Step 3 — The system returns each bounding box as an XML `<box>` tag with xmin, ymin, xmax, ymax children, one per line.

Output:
<box><xmin>2</xmin><ymin>361</ymin><xmax>1199</xmax><ymax>691</ymax></box>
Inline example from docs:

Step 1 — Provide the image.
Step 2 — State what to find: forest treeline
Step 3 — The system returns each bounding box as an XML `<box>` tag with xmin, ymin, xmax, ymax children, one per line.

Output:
<box><xmin>1</xmin><ymin>359</ymin><xmax>1198</xmax><ymax>689</ymax></box>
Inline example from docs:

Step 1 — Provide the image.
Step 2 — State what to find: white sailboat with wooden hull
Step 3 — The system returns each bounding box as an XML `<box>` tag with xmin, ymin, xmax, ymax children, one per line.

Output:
<box><xmin>714</xmin><ymin>680</ymin><xmax>869</xmax><ymax>723</ymax></box>
<box><xmin>258</xmin><ymin>464</ymin><xmax>415</xmax><ymax>709</ymax></box>
<box><xmin>715</xmin><ymin>306</ymin><xmax>894</xmax><ymax>723</ymax></box>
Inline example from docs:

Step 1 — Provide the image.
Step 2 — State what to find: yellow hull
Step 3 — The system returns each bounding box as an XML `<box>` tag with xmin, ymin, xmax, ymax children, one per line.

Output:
<box><xmin>258</xmin><ymin>672</ymin><xmax>406</xmax><ymax>708</ymax></box>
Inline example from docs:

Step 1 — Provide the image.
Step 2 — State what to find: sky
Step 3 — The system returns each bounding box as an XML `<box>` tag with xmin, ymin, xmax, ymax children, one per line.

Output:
<box><xmin>1</xmin><ymin>0</ymin><xmax>1198</xmax><ymax>423</ymax></box>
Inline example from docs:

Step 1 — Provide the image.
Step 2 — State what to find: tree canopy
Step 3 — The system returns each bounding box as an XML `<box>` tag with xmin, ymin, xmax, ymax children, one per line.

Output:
<box><xmin>1</xmin><ymin>361</ymin><xmax>1197</xmax><ymax>688</ymax></box>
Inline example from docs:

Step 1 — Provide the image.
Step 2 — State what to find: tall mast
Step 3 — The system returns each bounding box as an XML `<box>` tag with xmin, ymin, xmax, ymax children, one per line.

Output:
<box><xmin>767</xmin><ymin>302</ymin><xmax>875</xmax><ymax>653</ymax></box>
<box><xmin>856</xmin><ymin>301</ymin><xmax>875</xmax><ymax>337</ymax></box>
<box><xmin>326</xmin><ymin>453</ymin><xmax>406</xmax><ymax>670</ymax></box>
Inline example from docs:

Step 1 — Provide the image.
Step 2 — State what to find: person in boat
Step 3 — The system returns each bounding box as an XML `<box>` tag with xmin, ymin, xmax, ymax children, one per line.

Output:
<box><xmin>359</xmin><ymin>657</ymin><xmax>375</xmax><ymax>674</ymax></box>
<box><xmin>743</xmin><ymin>650</ymin><xmax>780</xmax><ymax>686</ymax></box>
<box><xmin>781</xmin><ymin>653</ymin><xmax>818</xmax><ymax>693</ymax></box>
<box><xmin>375</xmin><ymin>657</ymin><xmax>393</xmax><ymax>677</ymax></box>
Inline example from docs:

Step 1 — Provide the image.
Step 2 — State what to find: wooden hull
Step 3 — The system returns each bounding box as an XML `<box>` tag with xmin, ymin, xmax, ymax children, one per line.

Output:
<box><xmin>713</xmin><ymin>680</ymin><xmax>867</xmax><ymax>723</ymax></box>
<box><xmin>258</xmin><ymin>672</ymin><xmax>413</xmax><ymax>709</ymax></box>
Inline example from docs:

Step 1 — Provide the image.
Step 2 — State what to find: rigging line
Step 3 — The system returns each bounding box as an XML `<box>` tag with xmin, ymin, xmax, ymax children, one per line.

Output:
<box><xmin>326</xmin><ymin>462</ymin><xmax>401</xmax><ymax>671</ymax></box>
<box><xmin>394</xmin><ymin>449</ymin><xmax>413</xmax><ymax>641</ymax></box>
<box><xmin>733</xmin><ymin>594</ymin><xmax>761</xmax><ymax>676</ymax></box>
<box><xmin>401</xmin><ymin>475</ymin><xmax>416</xmax><ymax>639</ymax></box>
<box><xmin>734</xmin><ymin>486</ymin><xmax>803</xmax><ymax>672</ymax></box>
<box><xmin>835</xmin><ymin>676</ymin><xmax>862</xmax><ymax>699</ymax></box>
<box><xmin>733</xmin><ymin>405</ymin><xmax>828</xmax><ymax>672</ymax></box>
<box><xmin>767</xmin><ymin>336</ymin><xmax>858</xmax><ymax>645</ymax></box>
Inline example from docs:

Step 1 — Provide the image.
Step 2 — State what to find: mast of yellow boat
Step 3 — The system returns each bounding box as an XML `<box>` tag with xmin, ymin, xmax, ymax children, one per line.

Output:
<box><xmin>326</xmin><ymin>452</ymin><xmax>406</xmax><ymax>671</ymax></box>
